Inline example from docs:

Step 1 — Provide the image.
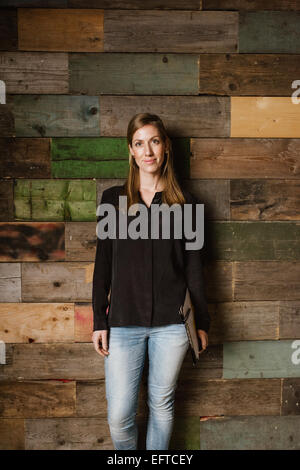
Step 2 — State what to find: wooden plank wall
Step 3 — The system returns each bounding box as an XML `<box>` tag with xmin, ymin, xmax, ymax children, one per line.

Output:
<box><xmin>0</xmin><ymin>0</ymin><xmax>300</xmax><ymax>451</ymax></box>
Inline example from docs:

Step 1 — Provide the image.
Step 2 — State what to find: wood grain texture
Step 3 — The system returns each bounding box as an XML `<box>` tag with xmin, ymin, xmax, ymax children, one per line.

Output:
<box><xmin>223</xmin><ymin>340</ymin><xmax>300</xmax><ymax>378</ymax></box>
<box><xmin>204</xmin><ymin>261</ymin><xmax>233</xmax><ymax>303</ymax></box>
<box><xmin>21</xmin><ymin>262</ymin><xmax>93</xmax><ymax>302</ymax></box>
<box><xmin>65</xmin><ymin>222</ymin><xmax>96</xmax><ymax>261</ymax></box>
<box><xmin>69</xmin><ymin>53</ymin><xmax>199</xmax><ymax>95</ymax></box>
<box><xmin>0</xmin><ymin>303</ymin><xmax>74</xmax><ymax>343</ymax></box>
<box><xmin>0</xmin><ymin>105</ymin><xmax>15</xmax><ymax>137</ymax></box>
<box><xmin>0</xmin><ymin>380</ymin><xmax>75</xmax><ymax>417</ymax></box>
<box><xmin>0</xmin><ymin>222</ymin><xmax>65</xmax><ymax>261</ymax></box>
<box><xmin>191</xmin><ymin>138</ymin><xmax>300</xmax><ymax>179</ymax></box>
<box><xmin>199</xmin><ymin>415</ymin><xmax>300</xmax><ymax>450</ymax></box>
<box><xmin>0</xmin><ymin>1</ymin><xmax>67</xmax><ymax>6</ymax></box>
<box><xmin>0</xmin><ymin>343</ymin><xmax>104</xmax><ymax>380</ymax></box>
<box><xmin>182</xmin><ymin>179</ymin><xmax>230</xmax><ymax>221</ymax></box>
<box><xmin>0</xmin><ymin>138</ymin><xmax>51</xmax><ymax>179</ymax></box>
<box><xmin>0</xmin><ymin>52</ymin><xmax>68</xmax><ymax>94</ymax></box>
<box><xmin>239</xmin><ymin>11</ymin><xmax>300</xmax><ymax>53</ymax></box>
<box><xmin>14</xmin><ymin>179</ymin><xmax>96</xmax><ymax>221</ymax></box>
<box><xmin>74</xmin><ymin>303</ymin><xmax>93</xmax><ymax>342</ymax></box>
<box><xmin>231</xmin><ymin>97</ymin><xmax>300</xmax><ymax>138</ymax></box>
<box><xmin>203</xmin><ymin>0</ymin><xmax>300</xmax><ymax>11</ymax></box>
<box><xmin>18</xmin><ymin>8</ymin><xmax>104</xmax><ymax>52</ymax></box>
<box><xmin>0</xmin><ymin>10</ymin><xmax>17</xmax><ymax>51</ymax></box>
<box><xmin>0</xmin><ymin>263</ymin><xmax>21</xmax><ymax>302</ymax></box>
<box><xmin>279</xmin><ymin>301</ymin><xmax>300</xmax><ymax>339</ymax></box>
<box><xmin>68</xmin><ymin>0</ymin><xmax>200</xmax><ymax>8</ymax></box>
<box><xmin>282</xmin><ymin>378</ymin><xmax>300</xmax><ymax>415</ymax></box>
<box><xmin>0</xmin><ymin>418</ymin><xmax>24</xmax><ymax>450</ymax></box>
<box><xmin>104</xmin><ymin>10</ymin><xmax>238</xmax><ymax>53</ymax></box>
<box><xmin>7</xmin><ymin>95</ymin><xmax>100</xmax><ymax>137</ymax></box>
<box><xmin>176</xmin><ymin>378</ymin><xmax>281</xmax><ymax>416</ymax></box>
<box><xmin>199</xmin><ymin>54</ymin><xmax>300</xmax><ymax>96</ymax></box>
<box><xmin>230</xmin><ymin>180</ymin><xmax>300</xmax><ymax>221</ymax></box>
<box><xmin>0</xmin><ymin>180</ymin><xmax>14</xmax><ymax>221</ymax></box>
<box><xmin>100</xmin><ymin>96</ymin><xmax>230</xmax><ymax>137</ymax></box>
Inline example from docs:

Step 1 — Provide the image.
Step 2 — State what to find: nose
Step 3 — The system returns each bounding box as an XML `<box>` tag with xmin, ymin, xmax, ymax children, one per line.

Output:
<box><xmin>145</xmin><ymin>142</ymin><xmax>153</xmax><ymax>155</ymax></box>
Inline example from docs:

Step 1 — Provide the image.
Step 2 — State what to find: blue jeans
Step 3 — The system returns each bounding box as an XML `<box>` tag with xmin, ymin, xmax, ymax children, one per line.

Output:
<box><xmin>104</xmin><ymin>324</ymin><xmax>190</xmax><ymax>450</ymax></box>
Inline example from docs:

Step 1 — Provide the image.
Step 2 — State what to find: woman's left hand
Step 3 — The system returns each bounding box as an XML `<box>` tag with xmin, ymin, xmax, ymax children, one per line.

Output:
<box><xmin>197</xmin><ymin>329</ymin><xmax>208</xmax><ymax>353</ymax></box>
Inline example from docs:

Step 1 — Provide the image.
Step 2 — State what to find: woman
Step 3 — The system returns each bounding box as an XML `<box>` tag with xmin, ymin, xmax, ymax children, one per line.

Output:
<box><xmin>92</xmin><ymin>113</ymin><xmax>210</xmax><ymax>450</ymax></box>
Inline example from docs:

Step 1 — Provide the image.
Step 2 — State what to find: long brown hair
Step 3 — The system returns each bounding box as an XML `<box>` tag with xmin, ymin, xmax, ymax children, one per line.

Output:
<box><xmin>123</xmin><ymin>113</ymin><xmax>186</xmax><ymax>208</ymax></box>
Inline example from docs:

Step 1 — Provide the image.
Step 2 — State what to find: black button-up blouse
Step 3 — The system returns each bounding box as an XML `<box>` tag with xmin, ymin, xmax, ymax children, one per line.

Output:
<box><xmin>92</xmin><ymin>185</ymin><xmax>210</xmax><ymax>333</ymax></box>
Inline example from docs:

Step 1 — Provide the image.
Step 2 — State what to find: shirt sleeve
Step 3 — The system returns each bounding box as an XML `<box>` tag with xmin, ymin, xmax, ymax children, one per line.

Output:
<box><xmin>92</xmin><ymin>189</ymin><xmax>113</xmax><ymax>331</ymax></box>
<box><xmin>183</xmin><ymin>192</ymin><xmax>210</xmax><ymax>333</ymax></box>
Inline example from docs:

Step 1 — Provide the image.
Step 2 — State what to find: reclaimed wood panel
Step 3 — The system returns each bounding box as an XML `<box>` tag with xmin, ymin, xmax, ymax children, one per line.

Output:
<box><xmin>239</xmin><ymin>11</ymin><xmax>300</xmax><ymax>53</ymax></box>
<box><xmin>223</xmin><ymin>340</ymin><xmax>300</xmax><ymax>378</ymax></box>
<box><xmin>0</xmin><ymin>52</ymin><xmax>68</xmax><ymax>94</ymax></box>
<box><xmin>203</xmin><ymin>1</ymin><xmax>300</xmax><ymax>11</ymax></box>
<box><xmin>169</xmin><ymin>416</ymin><xmax>200</xmax><ymax>450</ymax></box>
<box><xmin>230</xmin><ymin>180</ymin><xmax>300</xmax><ymax>220</ymax></box>
<box><xmin>191</xmin><ymin>138</ymin><xmax>300</xmax><ymax>179</ymax></box>
<box><xmin>282</xmin><ymin>378</ymin><xmax>300</xmax><ymax>415</ymax></box>
<box><xmin>0</xmin><ymin>10</ymin><xmax>17</xmax><ymax>51</ymax></box>
<box><xmin>180</xmin><ymin>345</ymin><xmax>223</xmax><ymax>380</ymax></box>
<box><xmin>182</xmin><ymin>179</ymin><xmax>230</xmax><ymax>221</ymax></box>
<box><xmin>0</xmin><ymin>303</ymin><xmax>74</xmax><ymax>343</ymax></box>
<box><xmin>0</xmin><ymin>222</ymin><xmax>65</xmax><ymax>261</ymax></box>
<box><xmin>100</xmin><ymin>96</ymin><xmax>230</xmax><ymax>137</ymax></box>
<box><xmin>18</xmin><ymin>8</ymin><xmax>104</xmax><ymax>52</ymax></box>
<box><xmin>0</xmin><ymin>138</ymin><xmax>51</xmax><ymax>179</ymax></box>
<box><xmin>7</xmin><ymin>95</ymin><xmax>100</xmax><ymax>137</ymax></box>
<box><xmin>0</xmin><ymin>105</ymin><xmax>15</xmax><ymax>137</ymax></box>
<box><xmin>231</xmin><ymin>97</ymin><xmax>300</xmax><ymax>138</ymax></box>
<box><xmin>65</xmin><ymin>223</ymin><xmax>96</xmax><ymax>261</ymax></box>
<box><xmin>0</xmin><ymin>380</ymin><xmax>75</xmax><ymax>417</ymax></box>
<box><xmin>25</xmin><ymin>417</ymin><xmax>112</xmax><ymax>450</ymax></box>
<box><xmin>0</xmin><ymin>418</ymin><xmax>24</xmax><ymax>450</ymax></box>
<box><xmin>199</xmin><ymin>416</ymin><xmax>300</xmax><ymax>450</ymax></box>
<box><xmin>176</xmin><ymin>378</ymin><xmax>281</xmax><ymax>416</ymax></box>
<box><xmin>204</xmin><ymin>261</ymin><xmax>233</xmax><ymax>303</ymax></box>
<box><xmin>234</xmin><ymin>261</ymin><xmax>300</xmax><ymax>301</ymax></box>
<box><xmin>69</xmin><ymin>0</ymin><xmax>200</xmax><ymax>8</ymax></box>
<box><xmin>0</xmin><ymin>180</ymin><xmax>14</xmax><ymax>221</ymax></box>
<box><xmin>0</xmin><ymin>263</ymin><xmax>21</xmax><ymax>302</ymax></box>
<box><xmin>0</xmin><ymin>1</ymin><xmax>67</xmax><ymax>6</ymax></box>
<box><xmin>75</xmin><ymin>303</ymin><xmax>93</xmax><ymax>342</ymax></box>
<box><xmin>14</xmin><ymin>179</ymin><xmax>96</xmax><ymax>222</ymax></box>
<box><xmin>0</xmin><ymin>343</ymin><xmax>104</xmax><ymax>380</ymax></box>
<box><xmin>69</xmin><ymin>53</ymin><xmax>199</xmax><ymax>95</ymax></box>
<box><xmin>279</xmin><ymin>301</ymin><xmax>300</xmax><ymax>339</ymax></box>
<box><xmin>209</xmin><ymin>221</ymin><xmax>300</xmax><ymax>261</ymax></box>
<box><xmin>22</xmin><ymin>262</ymin><xmax>93</xmax><ymax>302</ymax></box>
<box><xmin>199</xmin><ymin>54</ymin><xmax>300</xmax><ymax>96</ymax></box>
<box><xmin>104</xmin><ymin>10</ymin><xmax>238</xmax><ymax>53</ymax></box>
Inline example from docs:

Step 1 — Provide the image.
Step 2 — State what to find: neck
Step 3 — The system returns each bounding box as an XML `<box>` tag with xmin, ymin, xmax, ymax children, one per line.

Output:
<box><xmin>139</xmin><ymin>171</ymin><xmax>164</xmax><ymax>192</ymax></box>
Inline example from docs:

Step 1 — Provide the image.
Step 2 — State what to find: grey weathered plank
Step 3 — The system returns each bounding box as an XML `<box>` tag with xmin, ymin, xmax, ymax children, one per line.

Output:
<box><xmin>223</xmin><ymin>340</ymin><xmax>300</xmax><ymax>378</ymax></box>
<box><xmin>104</xmin><ymin>10</ymin><xmax>238</xmax><ymax>53</ymax></box>
<box><xmin>65</xmin><ymin>222</ymin><xmax>96</xmax><ymax>261</ymax></box>
<box><xmin>0</xmin><ymin>263</ymin><xmax>21</xmax><ymax>302</ymax></box>
<box><xmin>7</xmin><ymin>95</ymin><xmax>100</xmax><ymax>137</ymax></box>
<box><xmin>100</xmin><ymin>96</ymin><xmax>230</xmax><ymax>137</ymax></box>
<box><xmin>279</xmin><ymin>301</ymin><xmax>300</xmax><ymax>339</ymax></box>
<box><xmin>203</xmin><ymin>0</ymin><xmax>300</xmax><ymax>11</ymax></box>
<box><xmin>199</xmin><ymin>415</ymin><xmax>300</xmax><ymax>450</ymax></box>
<box><xmin>182</xmin><ymin>179</ymin><xmax>230</xmax><ymax>221</ymax></box>
<box><xmin>70</xmin><ymin>53</ymin><xmax>199</xmax><ymax>95</ymax></box>
<box><xmin>0</xmin><ymin>52</ymin><xmax>68</xmax><ymax>94</ymax></box>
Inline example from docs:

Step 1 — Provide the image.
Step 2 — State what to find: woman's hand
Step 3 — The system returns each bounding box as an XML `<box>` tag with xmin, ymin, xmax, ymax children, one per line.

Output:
<box><xmin>92</xmin><ymin>330</ymin><xmax>109</xmax><ymax>357</ymax></box>
<box><xmin>197</xmin><ymin>329</ymin><xmax>208</xmax><ymax>354</ymax></box>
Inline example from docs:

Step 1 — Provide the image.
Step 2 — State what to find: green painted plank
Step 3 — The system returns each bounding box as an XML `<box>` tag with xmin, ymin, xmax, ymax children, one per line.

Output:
<box><xmin>14</xmin><ymin>180</ymin><xmax>96</xmax><ymax>221</ymax></box>
<box><xmin>209</xmin><ymin>221</ymin><xmax>300</xmax><ymax>261</ymax></box>
<box><xmin>69</xmin><ymin>53</ymin><xmax>199</xmax><ymax>95</ymax></box>
<box><xmin>52</xmin><ymin>137</ymin><xmax>129</xmax><ymax>161</ymax></box>
<box><xmin>223</xmin><ymin>340</ymin><xmax>300</xmax><ymax>379</ymax></box>
<box><xmin>51</xmin><ymin>160</ymin><xmax>130</xmax><ymax>179</ymax></box>
<box><xmin>239</xmin><ymin>11</ymin><xmax>300</xmax><ymax>53</ymax></box>
<box><xmin>169</xmin><ymin>416</ymin><xmax>200</xmax><ymax>450</ymax></box>
<box><xmin>7</xmin><ymin>95</ymin><xmax>100</xmax><ymax>137</ymax></box>
<box><xmin>200</xmin><ymin>416</ymin><xmax>300</xmax><ymax>450</ymax></box>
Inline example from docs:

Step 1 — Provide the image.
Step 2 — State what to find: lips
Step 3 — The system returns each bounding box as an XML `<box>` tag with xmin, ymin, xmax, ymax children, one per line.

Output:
<box><xmin>144</xmin><ymin>159</ymin><xmax>156</xmax><ymax>164</ymax></box>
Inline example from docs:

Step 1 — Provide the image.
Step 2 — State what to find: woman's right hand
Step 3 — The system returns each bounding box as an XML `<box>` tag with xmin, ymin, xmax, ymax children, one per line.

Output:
<box><xmin>92</xmin><ymin>330</ymin><xmax>109</xmax><ymax>357</ymax></box>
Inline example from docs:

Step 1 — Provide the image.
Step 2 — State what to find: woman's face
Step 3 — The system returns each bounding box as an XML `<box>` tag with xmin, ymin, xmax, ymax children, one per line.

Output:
<box><xmin>129</xmin><ymin>124</ymin><xmax>167</xmax><ymax>175</ymax></box>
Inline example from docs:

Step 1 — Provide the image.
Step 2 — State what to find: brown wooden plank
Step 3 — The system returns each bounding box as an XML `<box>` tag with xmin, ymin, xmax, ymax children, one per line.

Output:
<box><xmin>200</xmin><ymin>54</ymin><xmax>300</xmax><ymax>96</ymax></box>
<box><xmin>100</xmin><ymin>96</ymin><xmax>230</xmax><ymax>137</ymax></box>
<box><xmin>104</xmin><ymin>10</ymin><xmax>238</xmax><ymax>53</ymax></box>
<box><xmin>182</xmin><ymin>179</ymin><xmax>230</xmax><ymax>221</ymax></box>
<box><xmin>0</xmin><ymin>222</ymin><xmax>65</xmax><ymax>262</ymax></box>
<box><xmin>205</xmin><ymin>261</ymin><xmax>233</xmax><ymax>303</ymax></box>
<box><xmin>0</xmin><ymin>380</ymin><xmax>75</xmax><ymax>417</ymax></box>
<box><xmin>0</xmin><ymin>52</ymin><xmax>68</xmax><ymax>94</ymax></box>
<box><xmin>0</xmin><ymin>303</ymin><xmax>74</xmax><ymax>343</ymax></box>
<box><xmin>21</xmin><ymin>262</ymin><xmax>93</xmax><ymax>302</ymax></box>
<box><xmin>180</xmin><ymin>345</ymin><xmax>223</xmax><ymax>380</ymax></box>
<box><xmin>65</xmin><ymin>222</ymin><xmax>96</xmax><ymax>261</ymax></box>
<box><xmin>25</xmin><ymin>417</ymin><xmax>113</xmax><ymax>449</ymax></box>
<box><xmin>0</xmin><ymin>105</ymin><xmax>15</xmax><ymax>137</ymax></box>
<box><xmin>0</xmin><ymin>263</ymin><xmax>21</xmax><ymax>302</ymax></box>
<box><xmin>75</xmin><ymin>303</ymin><xmax>92</xmax><ymax>342</ymax></box>
<box><xmin>191</xmin><ymin>138</ymin><xmax>300</xmax><ymax>179</ymax></box>
<box><xmin>282</xmin><ymin>378</ymin><xmax>300</xmax><ymax>415</ymax></box>
<box><xmin>176</xmin><ymin>378</ymin><xmax>281</xmax><ymax>416</ymax></box>
<box><xmin>230</xmin><ymin>179</ymin><xmax>300</xmax><ymax>221</ymax></box>
<box><xmin>203</xmin><ymin>1</ymin><xmax>300</xmax><ymax>11</ymax></box>
<box><xmin>18</xmin><ymin>8</ymin><xmax>104</xmax><ymax>52</ymax></box>
<box><xmin>234</xmin><ymin>261</ymin><xmax>300</xmax><ymax>301</ymax></box>
<box><xmin>279</xmin><ymin>301</ymin><xmax>300</xmax><ymax>339</ymax></box>
<box><xmin>0</xmin><ymin>180</ymin><xmax>14</xmax><ymax>221</ymax></box>
<box><xmin>0</xmin><ymin>1</ymin><xmax>67</xmax><ymax>6</ymax></box>
<box><xmin>0</xmin><ymin>418</ymin><xmax>24</xmax><ymax>450</ymax></box>
<box><xmin>0</xmin><ymin>10</ymin><xmax>17</xmax><ymax>51</ymax></box>
<box><xmin>0</xmin><ymin>138</ymin><xmax>51</xmax><ymax>178</ymax></box>
<box><xmin>69</xmin><ymin>0</ymin><xmax>200</xmax><ymax>8</ymax></box>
